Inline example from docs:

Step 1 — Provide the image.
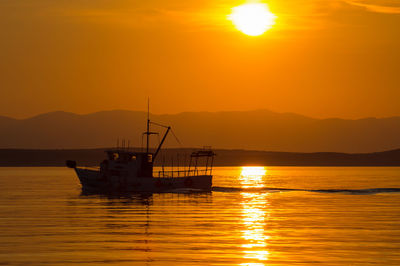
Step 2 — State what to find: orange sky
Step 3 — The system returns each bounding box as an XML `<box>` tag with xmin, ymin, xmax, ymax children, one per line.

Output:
<box><xmin>0</xmin><ymin>0</ymin><xmax>399</xmax><ymax>119</ymax></box>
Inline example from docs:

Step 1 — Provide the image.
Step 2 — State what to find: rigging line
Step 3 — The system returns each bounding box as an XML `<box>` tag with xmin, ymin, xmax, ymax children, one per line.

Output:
<box><xmin>170</xmin><ymin>129</ymin><xmax>182</xmax><ymax>146</ymax></box>
<box><xmin>149</xmin><ymin>121</ymin><xmax>169</xmax><ymax>128</ymax></box>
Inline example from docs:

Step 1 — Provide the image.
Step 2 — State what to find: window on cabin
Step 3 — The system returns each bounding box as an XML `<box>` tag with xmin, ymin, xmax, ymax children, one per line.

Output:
<box><xmin>131</xmin><ymin>156</ymin><xmax>136</xmax><ymax>161</ymax></box>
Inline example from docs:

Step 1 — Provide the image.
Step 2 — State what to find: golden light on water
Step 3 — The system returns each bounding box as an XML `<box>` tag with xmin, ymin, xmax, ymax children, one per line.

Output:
<box><xmin>239</xmin><ymin>167</ymin><xmax>270</xmax><ymax>264</ymax></box>
<box><xmin>241</xmin><ymin>166</ymin><xmax>267</xmax><ymax>177</ymax></box>
<box><xmin>240</xmin><ymin>167</ymin><xmax>267</xmax><ymax>188</ymax></box>
<box><xmin>229</xmin><ymin>3</ymin><xmax>276</xmax><ymax>36</ymax></box>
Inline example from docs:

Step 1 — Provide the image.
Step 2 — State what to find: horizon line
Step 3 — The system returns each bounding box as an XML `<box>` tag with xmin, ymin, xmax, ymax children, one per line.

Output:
<box><xmin>2</xmin><ymin>108</ymin><xmax>400</xmax><ymax>121</ymax></box>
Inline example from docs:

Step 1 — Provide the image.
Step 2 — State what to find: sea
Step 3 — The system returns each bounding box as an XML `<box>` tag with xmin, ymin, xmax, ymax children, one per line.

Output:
<box><xmin>0</xmin><ymin>166</ymin><xmax>399</xmax><ymax>265</ymax></box>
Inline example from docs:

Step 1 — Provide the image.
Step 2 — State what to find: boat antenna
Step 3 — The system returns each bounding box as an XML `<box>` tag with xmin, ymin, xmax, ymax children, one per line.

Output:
<box><xmin>146</xmin><ymin>98</ymin><xmax>150</xmax><ymax>154</ymax></box>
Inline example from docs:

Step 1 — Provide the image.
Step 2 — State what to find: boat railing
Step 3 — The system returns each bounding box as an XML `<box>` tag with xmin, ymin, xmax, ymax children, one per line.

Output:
<box><xmin>156</xmin><ymin>148</ymin><xmax>216</xmax><ymax>178</ymax></box>
<box><xmin>157</xmin><ymin>169</ymin><xmax>211</xmax><ymax>178</ymax></box>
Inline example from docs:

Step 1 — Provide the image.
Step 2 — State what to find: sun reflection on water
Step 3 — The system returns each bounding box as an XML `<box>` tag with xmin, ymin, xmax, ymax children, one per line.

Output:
<box><xmin>240</xmin><ymin>167</ymin><xmax>267</xmax><ymax>188</ymax></box>
<box><xmin>239</xmin><ymin>167</ymin><xmax>269</xmax><ymax>265</ymax></box>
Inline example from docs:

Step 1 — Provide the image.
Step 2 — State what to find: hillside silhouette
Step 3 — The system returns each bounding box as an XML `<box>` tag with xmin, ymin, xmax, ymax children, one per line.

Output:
<box><xmin>1</xmin><ymin>110</ymin><xmax>400</xmax><ymax>153</ymax></box>
<box><xmin>0</xmin><ymin>148</ymin><xmax>399</xmax><ymax>167</ymax></box>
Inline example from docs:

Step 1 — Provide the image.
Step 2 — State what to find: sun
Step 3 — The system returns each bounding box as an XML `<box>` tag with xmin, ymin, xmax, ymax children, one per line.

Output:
<box><xmin>229</xmin><ymin>3</ymin><xmax>276</xmax><ymax>36</ymax></box>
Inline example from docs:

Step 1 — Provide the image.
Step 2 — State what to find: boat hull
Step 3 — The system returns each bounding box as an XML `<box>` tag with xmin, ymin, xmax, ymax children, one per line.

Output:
<box><xmin>75</xmin><ymin>168</ymin><xmax>212</xmax><ymax>193</ymax></box>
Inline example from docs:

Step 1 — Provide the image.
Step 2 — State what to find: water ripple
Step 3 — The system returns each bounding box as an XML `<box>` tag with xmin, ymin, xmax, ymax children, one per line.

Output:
<box><xmin>212</xmin><ymin>186</ymin><xmax>400</xmax><ymax>195</ymax></box>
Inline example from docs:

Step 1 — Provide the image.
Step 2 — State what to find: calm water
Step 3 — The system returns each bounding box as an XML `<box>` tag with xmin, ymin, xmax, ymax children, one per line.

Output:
<box><xmin>0</xmin><ymin>167</ymin><xmax>400</xmax><ymax>265</ymax></box>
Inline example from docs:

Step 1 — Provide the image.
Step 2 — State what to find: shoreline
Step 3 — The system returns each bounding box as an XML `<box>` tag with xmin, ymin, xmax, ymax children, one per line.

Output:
<box><xmin>0</xmin><ymin>148</ymin><xmax>399</xmax><ymax>167</ymax></box>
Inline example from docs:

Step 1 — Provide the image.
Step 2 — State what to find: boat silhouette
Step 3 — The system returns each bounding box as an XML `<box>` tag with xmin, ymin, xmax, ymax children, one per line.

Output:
<box><xmin>66</xmin><ymin>106</ymin><xmax>215</xmax><ymax>193</ymax></box>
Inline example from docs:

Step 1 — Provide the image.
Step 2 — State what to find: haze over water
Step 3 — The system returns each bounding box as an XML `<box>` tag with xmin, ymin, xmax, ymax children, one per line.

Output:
<box><xmin>1</xmin><ymin>166</ymin><xmax>400</xmax><ymax>265</ymax></box>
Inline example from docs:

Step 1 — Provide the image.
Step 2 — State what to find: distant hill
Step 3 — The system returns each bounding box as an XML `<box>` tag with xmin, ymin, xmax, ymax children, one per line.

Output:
<box><xmin>0</xmin><ymin>110</ymin><xmax>400</xmax><ymax>153</ymax></box>
<box><xmin>0</xmin><ymin>148</ymin><xmax>399</xmax><ymax>167</ymax></box>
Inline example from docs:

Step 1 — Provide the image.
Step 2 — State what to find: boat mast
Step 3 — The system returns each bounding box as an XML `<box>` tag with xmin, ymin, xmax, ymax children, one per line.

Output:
<box><xmin>146</xmin><ymin>98</ymin><xmax>150</xmax><ymax>154</ymax></box>
<box><xmin>144</xmin><ymin>98</ymin><xmax>172</xmax><ymax>160</ymax></box>
<box><xmin>144</xmin><ymin>98</ymin><xmax>158</xmax><ymax>155</ymax></box>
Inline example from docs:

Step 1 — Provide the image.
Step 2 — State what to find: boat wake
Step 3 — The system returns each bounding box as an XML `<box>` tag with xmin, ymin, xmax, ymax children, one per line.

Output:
<box><xmin>212</xmin><ymin>186</ymin><xmax>400</xmax><ymax>195</ymax></box>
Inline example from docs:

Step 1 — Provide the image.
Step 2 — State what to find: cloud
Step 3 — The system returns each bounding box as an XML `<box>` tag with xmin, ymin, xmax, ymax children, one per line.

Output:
<box><xmin>15</xmin><ymin>0</ymin><xmax>399</xmax><ymax>34</ymax></box>
<box><xmin>344</xmin><ymin>0</ymin><xmax>400</xmax><ymax>13</ymax></box>
<box><xmin>41</xmin><ymin>5</ymin><xmax>232</xmax><ymax>31</ymax></box>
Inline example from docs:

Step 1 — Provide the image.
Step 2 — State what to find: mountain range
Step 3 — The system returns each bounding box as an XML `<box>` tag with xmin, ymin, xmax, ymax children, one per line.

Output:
<box><xmin>0</xmin><ymin>110</ymin><xmax>399</xmax><ymax>153</ymax></box>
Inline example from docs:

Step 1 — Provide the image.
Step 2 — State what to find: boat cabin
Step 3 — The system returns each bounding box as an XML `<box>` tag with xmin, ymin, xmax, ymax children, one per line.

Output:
<box><xmin>101</xmin><ymin>150</ymin><xmax>153</xmax><ymax>178</ymax></box>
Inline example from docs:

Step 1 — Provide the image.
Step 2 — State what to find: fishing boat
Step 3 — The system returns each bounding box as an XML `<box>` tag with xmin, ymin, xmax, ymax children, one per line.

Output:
<box><xmin>66</xmin><ymin>110</ymin><xmax>215</xmax><ymax>193</ymax></box>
